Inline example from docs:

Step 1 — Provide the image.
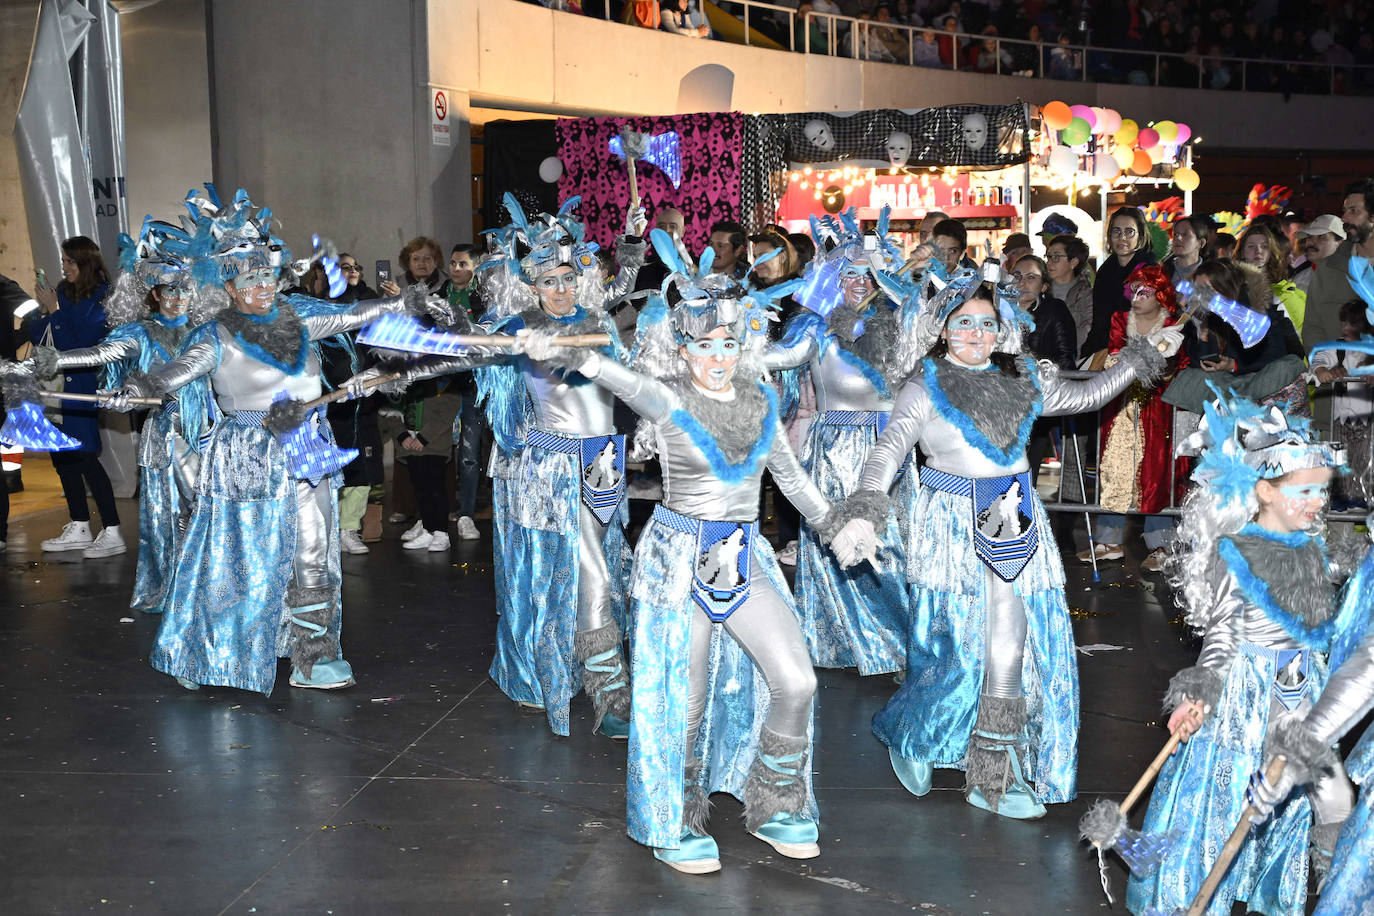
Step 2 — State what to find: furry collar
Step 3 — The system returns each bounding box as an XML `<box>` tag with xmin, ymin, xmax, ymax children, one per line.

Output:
<box><xmin>828</xmin><ymin>303</ymin><xmax>901</xmax><ymax>392</ymax></box>
<box><xmin>924</xmin><ymin>357</ymin><xmax>1041</xmax><ymax>465</ymax></box>
<box><xmin>517</xmin><ymin>305</ymin><xmax>600</xmax><ymax>335</ymax></box>
<box><xmin>217</xmin><ymin>301</ymin><xmax>309</xmax><ymax>375</ymax></box>
<box><xmin>141</xmin><ymin>316</ymin><xmax>188</xmax><ymax>362</ymax></box>
<box><xmin>1219</xmin><ymin>532</ymin><xmax>1336</xmax><ymax>646</ymax></box>
<box><xmin>671</xmin><ymin>379</ymin><xmax>778</xmax><ymax>482</ymax></box>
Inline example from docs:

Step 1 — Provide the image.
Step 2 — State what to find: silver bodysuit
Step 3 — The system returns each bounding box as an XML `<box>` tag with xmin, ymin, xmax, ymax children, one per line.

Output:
<box><xmin>582</xmin><ymin>353</ymin><xmax>831</xmax><ymax>741</ymax></box>
<box><xmin>148</xmin><ymin>297</ymin><xmax>413</xmax><ymax>588</ymax></box>
<box><xmin>859</xmin><ymin>356</ymin><xmax>1157</xmax><ymax>699</ymax></box>
<box><xmin>763</xmin><ymin>333</ymin><xmax>894</xmax><ymax>413</ymax></box>
<box><xmin>1306</xmin><ymin>624</ymin><xmax>1374</xmax><ymax>747</ymax></box>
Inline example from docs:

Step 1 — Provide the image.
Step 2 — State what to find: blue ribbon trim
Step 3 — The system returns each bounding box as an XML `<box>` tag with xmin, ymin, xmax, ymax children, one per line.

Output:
<box><xmin>669</xmin><ymin>382</ymin><xmax>778</xmax><ymax>485</ymax></box>
<box><xmin>1217</xmin><ymin>536</ymin><xmax>1338</xmax><ymax>650</ymax></box>
<box><xmin>922</xmin><ymin>357</ymin><xmax>1042</xmax><ymax>467</ymax></box>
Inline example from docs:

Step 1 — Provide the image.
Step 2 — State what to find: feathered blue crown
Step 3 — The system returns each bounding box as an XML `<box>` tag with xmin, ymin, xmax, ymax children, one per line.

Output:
<box><xmin>1179</xmin><ymin>384</ymin><xmax>1346</xmax><ymax>510</ymax></box>
<box><xmin>492</xmin><ymin>193</ymin><xmax>599</xmax><ymax>284</ymax></box>
<box><xmin>797</xmin><ymin>206</ymin><xmax>904</xmax><ymax>316</ymax></box>
<box><xmin>874</xmin><ymin>260</ymin><xmax>1032</xmax><ymax>365</ymax></box>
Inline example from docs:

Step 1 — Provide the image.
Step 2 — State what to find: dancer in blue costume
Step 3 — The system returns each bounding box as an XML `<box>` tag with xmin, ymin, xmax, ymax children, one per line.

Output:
<box><xmin>108</xmin><ymin>187</ymin><xmax>454</xmax><ymax>694</ymax></box>
<box><xmin>518</xmin><ymin>230</ymin><xmax>841</xmax><ymax>874</ymax></box>
<box><xmin>6</xmin><ymin>221</ymin><xmax>204</xmax><ymax>611</ymax></box>
<box><xmin>1125</xmin><ymin>392</ymin><xmax>1359</xmax><ymax>916</ymax></box>
<box><xmin>762</xmin><ymin>208</ymin><xmax>913</xmax><ymax>676</ymax></box>
<box><xmin>831</xmin><ymin>265</ymin><xmax>1182</xmax><ymax>818</ymax></box>
<box><xmin>352</xmin><ymin>195</ymin><xmax>645</xmax><ymax>738</ymax></box>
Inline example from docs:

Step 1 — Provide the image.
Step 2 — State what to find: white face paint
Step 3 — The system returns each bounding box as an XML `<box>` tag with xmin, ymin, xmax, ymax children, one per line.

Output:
<box><xmin>1255</xmin><ymin>466</ymin><xmax>1333</xmax><ymax>533</ymax></box>
<box><xmin>679</xmin><ymin>327</ymin><xmax>741</xmax><ymax>393</ymax></box>
<box><xmin>804</xmin><ymin>119</ymin><xmax>836</xmax><ymax>152</ymax></box>
<box><xmin>961</xmin><ymin>113</ymin><xmax>989</xmax><ymax>152</ymax></box>
<box><xmin>940</xmin><ymin>298</ymin><xmax>998</xmax><ymax>367</ymax></box>
<box><xmin>885</xmin><ymin>131</ymin><xmax>912</xmax><ymax>167</ymax></box>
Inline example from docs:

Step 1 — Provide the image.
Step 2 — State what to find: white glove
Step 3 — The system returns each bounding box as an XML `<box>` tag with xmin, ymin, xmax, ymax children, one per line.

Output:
<box><xmin>831</xmin><ymin>518</ymin><xmax>878</xmax><ymax>568</ymax></box>
<box><xmin>625</xmin><ymin>205</ymin><xmax>647</xmax><ymax>238</ymax></box>
<box><xmin>98</xmin><ymin>387</ymin><xmax>137</xmax><ymax>413</ymax></box>
<box><xmin>422</xmin><ymin>294</ymin><xmax>455</xmax><ymax>328</ymax></box>
<box><xmin>1246</xmin><ymin>757</ymin><xmax>1294</xmax><ymax>825</ymax></box>
<box><xmin>345</xmin><ymin>367</ymin><xmax>385</xmax><ymax>401</ymax></box>
<box><xmin>513</xmin><ymin>327</ymin><xmax>565</xmax><ymax>362</ymax></box>
<box><xmin>1147</xmin><ymin>324</ymin><xmax>1184</xmax><ymax>357</ymax></box>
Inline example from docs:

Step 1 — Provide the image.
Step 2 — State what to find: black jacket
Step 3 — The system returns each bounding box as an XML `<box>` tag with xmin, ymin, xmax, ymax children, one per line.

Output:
<box><xmin>1023</xmin><ymin>294</ymin><xmax>1078</xmax><ymax>369</ymax></box>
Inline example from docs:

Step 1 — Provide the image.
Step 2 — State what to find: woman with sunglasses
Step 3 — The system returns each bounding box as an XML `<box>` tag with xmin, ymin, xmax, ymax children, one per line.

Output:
<box><xmin>761</xmin><ymin>210</ymin><xmax>912</xmax><ymax>678</ymax></box>
<box><xmin>831</xmin><ymin>267</ymin><xmax>1182</xmax><ymax>819</ymax></box>
<box><xmin>107</xmin><ymin>188</ymin><xmax>454</xmax><ymax>695</ymax></box>
<box><xmin>517</xmin><ymin>229</ymin><xmax>841</xmax><ymax>875</ymax></box>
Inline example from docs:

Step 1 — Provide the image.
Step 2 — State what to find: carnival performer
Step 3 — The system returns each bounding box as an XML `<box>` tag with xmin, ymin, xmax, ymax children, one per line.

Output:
<box><xmin>762</xmin><ymin>208</ymin><xmax>912</xmax><ymax>676</ymax></box>
<box><xmin>107</xmin><ymin>186</ymin><xmax>454</xmax><ymax>694</ymax></box>
<box><xmin>1125</xmin><ymin>392</ymin><xmax>1359</xmax><ymax>916</ymax></box>
<box><xmin>1248</xmin><ymin>536</ymin><xmax>1374</xmax><ymax>914</ymax></box>
<box><xmin>353</xmin><ymin>194</ymin><xmax>645</xmax><ymax>739</ymax></box>
<box><xmin>831</xmin><ymin>265</ymin><xmax>1183</xmax><ymax>819</ymax></box>
<box><xmin>516</xmin><ymin>229</ymin><xmax>841</xmax><ymax>874</ymax></box>
<box><xmin>26</xmin><ymin>224</ymin><xmax>204</xmax><ymax>611</ymax></box>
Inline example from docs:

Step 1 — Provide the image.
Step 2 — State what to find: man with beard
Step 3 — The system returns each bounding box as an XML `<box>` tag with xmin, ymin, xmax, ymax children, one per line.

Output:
<box><xmin>1304</xmin><ymin>178</ymin><xmax>1374</xmax><ymax>426</ymax></box>
<box><xmin>1292</xmin><ymin>214</ymin><xmax>1346</xmax><ymax>294</ymax></box>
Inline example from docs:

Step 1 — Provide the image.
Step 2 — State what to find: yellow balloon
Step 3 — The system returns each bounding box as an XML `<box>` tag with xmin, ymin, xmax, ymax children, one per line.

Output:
<box><xmin>1154</xmin><ymin>120</ymin><xmax>1178</xmax><ymax>144</ymax></box>
<box><xmin>1174</xmin><ymin>166</ymin><xmax>1200</xmax><ymax>192</ymax></box>
<box><xmin>1111</xmin><ymin>145</ymin><xmax>1135</xmax><ymax>169</ymax></box>
<box><xmin>1115</xmin><ymin>119</ymin><xmax>1139</xmax><ymax>146</ymax></box>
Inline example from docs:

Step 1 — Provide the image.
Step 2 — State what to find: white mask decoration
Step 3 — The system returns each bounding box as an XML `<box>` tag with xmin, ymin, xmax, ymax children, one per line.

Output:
<box><xmin>804</xmin><ymin>119</ymin><xmax>836</xmax><ymax>152</ymax></box>
<box><xmin>885</xmin><ymin>131</ymin><xmax>912</xmax><ymax>168</ymax></box>
<box><xmin>961</xmin><ymin>113</ymin><xmax>989</xmax><ymax>152</ymax></box>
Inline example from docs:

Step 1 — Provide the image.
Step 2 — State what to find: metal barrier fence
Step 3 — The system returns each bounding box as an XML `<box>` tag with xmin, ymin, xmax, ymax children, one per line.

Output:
<box><xmin>590</xmin><ymin>0</ymin><xmax>1374</xmax><ymax>96</ymax></box>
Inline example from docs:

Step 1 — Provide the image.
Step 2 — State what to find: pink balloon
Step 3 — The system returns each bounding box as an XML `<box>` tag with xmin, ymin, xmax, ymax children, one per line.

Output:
<box><xmin>1174</xmin><ymin>122</ymin><xmax>1192</xmax><ymax>144</ymax></box>
<box><xmin>1069</xmin><ymin>104</ymin><xmax>1097</xmax><ymax>128</ymax></box>
<box><xmin>1137</xmin><ymin>127</ymin><xmax>1160</xmax><ymax>149</ymax></box>
<box><xmin>1096</xmin><ymin>108</ymin><xmax>1123</xmax><ymax>135</ymax></box>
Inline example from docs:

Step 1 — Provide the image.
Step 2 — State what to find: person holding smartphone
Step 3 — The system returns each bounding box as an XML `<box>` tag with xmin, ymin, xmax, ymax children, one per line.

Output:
<box><xmin>29</xmin><ymin>236</ymin><xmax>124</xmax><ymax>558</ymax></box>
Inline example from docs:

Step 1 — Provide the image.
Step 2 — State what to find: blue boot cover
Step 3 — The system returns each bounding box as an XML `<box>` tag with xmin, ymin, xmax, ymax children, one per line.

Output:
<box><xmin>290</xmin><ymin>657</ymin><xmax>356</xmax><ymax>690</ymax></box>
<box><xmin>653</xmin><ymin>832</ymin><xmax>721</xmax><ymax>874</ymax></box>
<box><xmin>889</xmin><ymin>747</ymin><xmax>933</xmax><ymax>797</ymax></box>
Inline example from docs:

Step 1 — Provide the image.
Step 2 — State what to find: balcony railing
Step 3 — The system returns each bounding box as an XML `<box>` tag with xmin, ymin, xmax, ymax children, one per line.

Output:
<box><xmin>581</xmin><ymin>0</ymin><xmax>1374</xmax><ymax>96</ymax></box>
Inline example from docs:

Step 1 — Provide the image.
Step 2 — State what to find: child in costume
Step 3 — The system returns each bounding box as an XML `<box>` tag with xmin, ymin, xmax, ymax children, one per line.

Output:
<box><xmin>519</xmin><ymin>230</ymin><xmax>841</xmax><ymax>874</ymax></box>
<box><xmin>108</xmin><ymin>186</ymin><xmax>453</xmax><ymax>694</ymax></box>
<box><xmin>1126</xmin><ymin>392</ymin><xmax>1358</xmax><ymax>916</ymax></box>
<box><xmin>762</xmin><ymin>208</ymin><xmax>911</xmax><ymax>676</ymax></box>
<box><xmin>832</xmin><ymin>265</ymin><xmax>1182</xmax><ymax>819</ymax></box>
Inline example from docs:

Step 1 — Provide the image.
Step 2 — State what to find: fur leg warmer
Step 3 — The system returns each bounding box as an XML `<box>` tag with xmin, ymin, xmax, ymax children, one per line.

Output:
<box><xmin>965</xmin><ymin>695</ymin><xmax>1028</xmax><ymax>808</ymax></box>
<box><xmin>1311</xmin><ymin>820</ymin><xmax>1343</xmax><ymax>887</ymax></box>
<box><xmin>1163</xmin><ymin>665</ymin><xmax>1224</xmax><ymax>713</ymax></box>
<box><xmin>742</xmin><ymin>727</ymin><xmax>810</xmax><ymax>832</ymax></box>
<box><xmin>287</xmin><ymin>583</ymin><xmax>339</xmax><ymax>679</ymax></box>
<box><xmin>574</xmin><ymin>622</ymin><xmax>631</xmax><ymax>727</ymax></box>
<box><xmin>682</xmin><ymin>758</ymin><xmax>713</xmax><ymax>837</ymax></box>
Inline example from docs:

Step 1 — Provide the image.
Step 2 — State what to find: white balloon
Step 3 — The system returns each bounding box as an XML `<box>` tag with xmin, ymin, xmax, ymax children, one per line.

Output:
<box><xmin>1048</xmin><ymin>145</ymin><xmax>1078</xmax><ymax>176</ymax></box>
<box><xmin>538</xmin><ymin>156</ymin><xmax>564</xmax><ymax>184</ymax></box>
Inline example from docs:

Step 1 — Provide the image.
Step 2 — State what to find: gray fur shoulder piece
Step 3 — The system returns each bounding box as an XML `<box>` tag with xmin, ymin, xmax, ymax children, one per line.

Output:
<box><xmin>517</xmin><ymin>308</ymin><xmax>606</xmax><ymax>339</ymax></box>
<box><xmin>1266</xmin><ymin>717</ymin><xmax>1339</xmax><ymax>787</ymax></box>
<box><xmin>1116</xmin><ymin>334</ymin><xmax>1168</xmax><ymax>386</ymax></box>
<box><xmin>141</xmin><ymin>318</ymin><xmax>187</xmax><ymax>360</ymax></box>
<box><xmin>931</xmin><ymin>359</ymin><xmax>1038</xmax><ymax>450</ymax></box>
<box><xmin>675</xmin><ymin>380</ymin><xmax>770</xmax><ymax>465</ymax></box>
<box><xmin>1228</xmin><ymin>533</ymin><xmax>1335</xmax><ymax>628</ymax></box>
<box><xmin>833</xmin><ymin>304</ymin><xmax>903</xmax><ymax>388</ymax></box>
<box><xmin>217</xmin><ymin>300</ymin><xmax>306</xmax><ymax>367</ymax></box>
<box><xmin>1163</xmin><ymin>664</ymin><xmax>1224</xmax><ymax>712</ymax></box>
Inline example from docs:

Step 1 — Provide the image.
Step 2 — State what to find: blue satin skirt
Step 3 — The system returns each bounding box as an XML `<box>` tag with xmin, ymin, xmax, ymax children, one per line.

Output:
<box><xmin>486</xmin><ymin>443</ymin><xmax>629</xmax><ymax>736</ymax></box>
<box><xmin>1127</xmin><ymin>646</ymin><xmax>1328</xmax><ymax>916</ymax></box>
<box><xmin>130</xmin><ymin>407</ymin><xmax>182</xmax><ymax>612</ymax></box>
<box><xmin>871</xmin><ymin>485</ymin><xmax>1079</xmax><ymax>804</ymax></box>
<box><xmin>795</xmin><ymin>418</ymin><xmax>910</xmax><ymax>674</ymax></box>
<box><xmin>1315</xmin><ymin>726</ymin><xmax>1374</xmax><ymax>914</ymax></box>
<box><xmin>624</xmin><ymin>516</ymin><xmax>818</xmax><ymax>850</ymax></box>
<box><xmin>149</xmin><ymin>418</ymin><xmax>342</xmax><ymax>695</ymax></box>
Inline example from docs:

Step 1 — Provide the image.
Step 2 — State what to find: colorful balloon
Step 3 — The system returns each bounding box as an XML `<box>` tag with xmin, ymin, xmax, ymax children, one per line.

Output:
<box><xmin>1069</xmin><ymin>104</ymin><xmax>1097</xmax><ymax>128</ymax></box>
<box><xmin>1130</xmin><ymin>149</ymin><xmax>1153</xmax><ymax>175</ymax></box>
<box><xmin>1094</xmin><ymin>155</ymin><xmax>1120</xmax><ymax>182</ymax></box>
<box><xmin>1061</xmin><ymin>118</ymin><xmax>1091</xmax><ymax>146</ymax></box>
<box><xmin>1174</xmin><ymin>166</ymin><xmax>1200</xmax><ymax>192</ymax></box>
<box><xmin>1042</xmin><ymin>101</ymin><xmax>1073</xmax><ymax>131</ymax></box>
<box><xmin>1049</xmin><ymin>145</ymin><xmax>1078</xmax><ymax>176</ymax></box>
<box><xmin>1111</xmin><ymin>145</ymin><xmax>1136</xmax><ymax>169</ymax></box>
<box><xmin>1115</xmin><ymin>119</ymin><xmax>1139</xmax><ymax>146</ymax></box>
<box><xmin>1175</xmin><ymin>122</ymin><xmax>1192</xmax><ymax>144</ymax></box>
<box><xmin>1137</xmin><ymin>127</ymin><xmax>1161</xmax><ymax>149</ymax></box>
<box><xmin>1154</xmin><ymin>120</ymin><xmax>1178</xmax><ymax>144</ymax></box>
<box><xmin>1096</xmin><ymin>109</ymin><xmax>1123</xmax><ymax>135</ymax></box>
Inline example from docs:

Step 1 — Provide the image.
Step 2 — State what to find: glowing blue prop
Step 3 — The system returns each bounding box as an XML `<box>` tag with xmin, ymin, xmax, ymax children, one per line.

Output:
<box><xmin>1348</xmin><ymin>256</ymin><xmax>1374</xmax><ymax>326</ymax></box>
<box><xmin>1310</xmin><ymin>336</ymin><xmax>1374</xmax><ymax>374</ymax></box>
<box><xmin>358</xmin><ymin>312</ymin><xmax>484</xmax><ymax>357</ymax></box>
<box><xmin>271</xmin><ymin>393</ymin><xmax>357</xmax><ymax>482</ymax></box>
<box><xmin>1176</xmin><ymin>280</ymin><xmax>1272</xmax><ymax>348</ymax></box>
<box><xmin>608</xmin><ymin>131</ymin><xmax>683</xmax><ymax>188</ymax></box>
<box><xmin>312</xmin><ymin>235</ymin><xmax>347</xmax><ymax>298</ymax></box>
<box><xmin>0</xmin><ymin>401</ymin><xmax>81</xmax><ymax>451</ymax></box>
<box><xmin>796</xmin><ymin>258</ymin><xmax>844</xmax><ymax>316</ymax></box>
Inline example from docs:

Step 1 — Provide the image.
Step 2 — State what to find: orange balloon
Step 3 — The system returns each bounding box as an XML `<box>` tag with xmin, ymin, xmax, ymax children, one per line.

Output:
<box><xmin>1042</xmin><ymin>101</ymin><xmax>1073</xmax><ymax>131</ymax></box>
<box><xmin>1130</xmin><ymin>149</ymin><xmax>1153</xmax><ymax>175</ymax></box>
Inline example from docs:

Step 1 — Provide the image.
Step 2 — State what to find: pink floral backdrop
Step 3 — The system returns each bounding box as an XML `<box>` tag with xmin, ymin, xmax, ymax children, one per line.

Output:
<box><xmin>555</xmin><ymin>112</ymin><xmax>746</xmax><ymax>256</ymax></box>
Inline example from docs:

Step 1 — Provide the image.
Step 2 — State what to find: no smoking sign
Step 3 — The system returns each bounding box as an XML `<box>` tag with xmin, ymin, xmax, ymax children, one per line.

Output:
<box><xmin>430</xmin><ymin>89</ymin><xmax>450</xmax><ymax>147</ymax></box>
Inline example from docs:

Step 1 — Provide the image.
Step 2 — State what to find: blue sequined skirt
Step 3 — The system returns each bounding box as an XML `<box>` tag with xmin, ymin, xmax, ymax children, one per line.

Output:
<box><xmin>487</xmin><ymin>440</ymin><xmax>629</xmax><ymax>736</ymax></box>
<box><xmin>795</xmin><ymin>416</ymin><xmax>910</xmax><ymax>675</ymax></box>
<box><xmin>871</xmin><ymin>483</ymin><xmax>1079</xmax><ymax>804</ymax></box>
<box><xmin>1127</xmin><ymin>644</ymin><xmax>1328</xmax><ymax>916</ymax></box>
<box><xmin>130</xmin><ymin>406</ymin><xmax>182</xmax><ymax>612</ymax></box>
<box><xmin>625</xmin><ymin>514</ymin><xmax>818</xmax><ymax>850</ymax></box>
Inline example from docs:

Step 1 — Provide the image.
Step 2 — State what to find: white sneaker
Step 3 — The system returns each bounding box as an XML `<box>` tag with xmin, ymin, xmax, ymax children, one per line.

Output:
<box><xmin>82</xmin><ymin>525</ymin><xmax>127</xmax><ymax>559</ymax></box>
<box><xmin>776</xmin><ymin>540</ymin><xmax>798</xmax><ymax>566</ymax></box>
<box><xmin>456</xmin><ymin>516</ymin><xmax>480</xmax><ymax>540</ymax></box>
<box><xmin>428</xmin><ymin>530</ymin><xmax>451</xmax><ymax>551</ymax></box>
<box><xmin>403</xmin><ymin>530</ymin><xmax>434</xmax><ymax>550</ymax></box>
<box><xmin>42</xmin><ymin>521</ymin><xmax>93</xmax><ymax>552</ymax></box>
<box><xmin>400</xmin><ymin>520</ymin><xmax>426</xmax><ymax>542</ymax></box>
<box><xmin>340</xmin><ymin>529</ymin><xmax>369</xmax><ymax>555</ymax></box>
